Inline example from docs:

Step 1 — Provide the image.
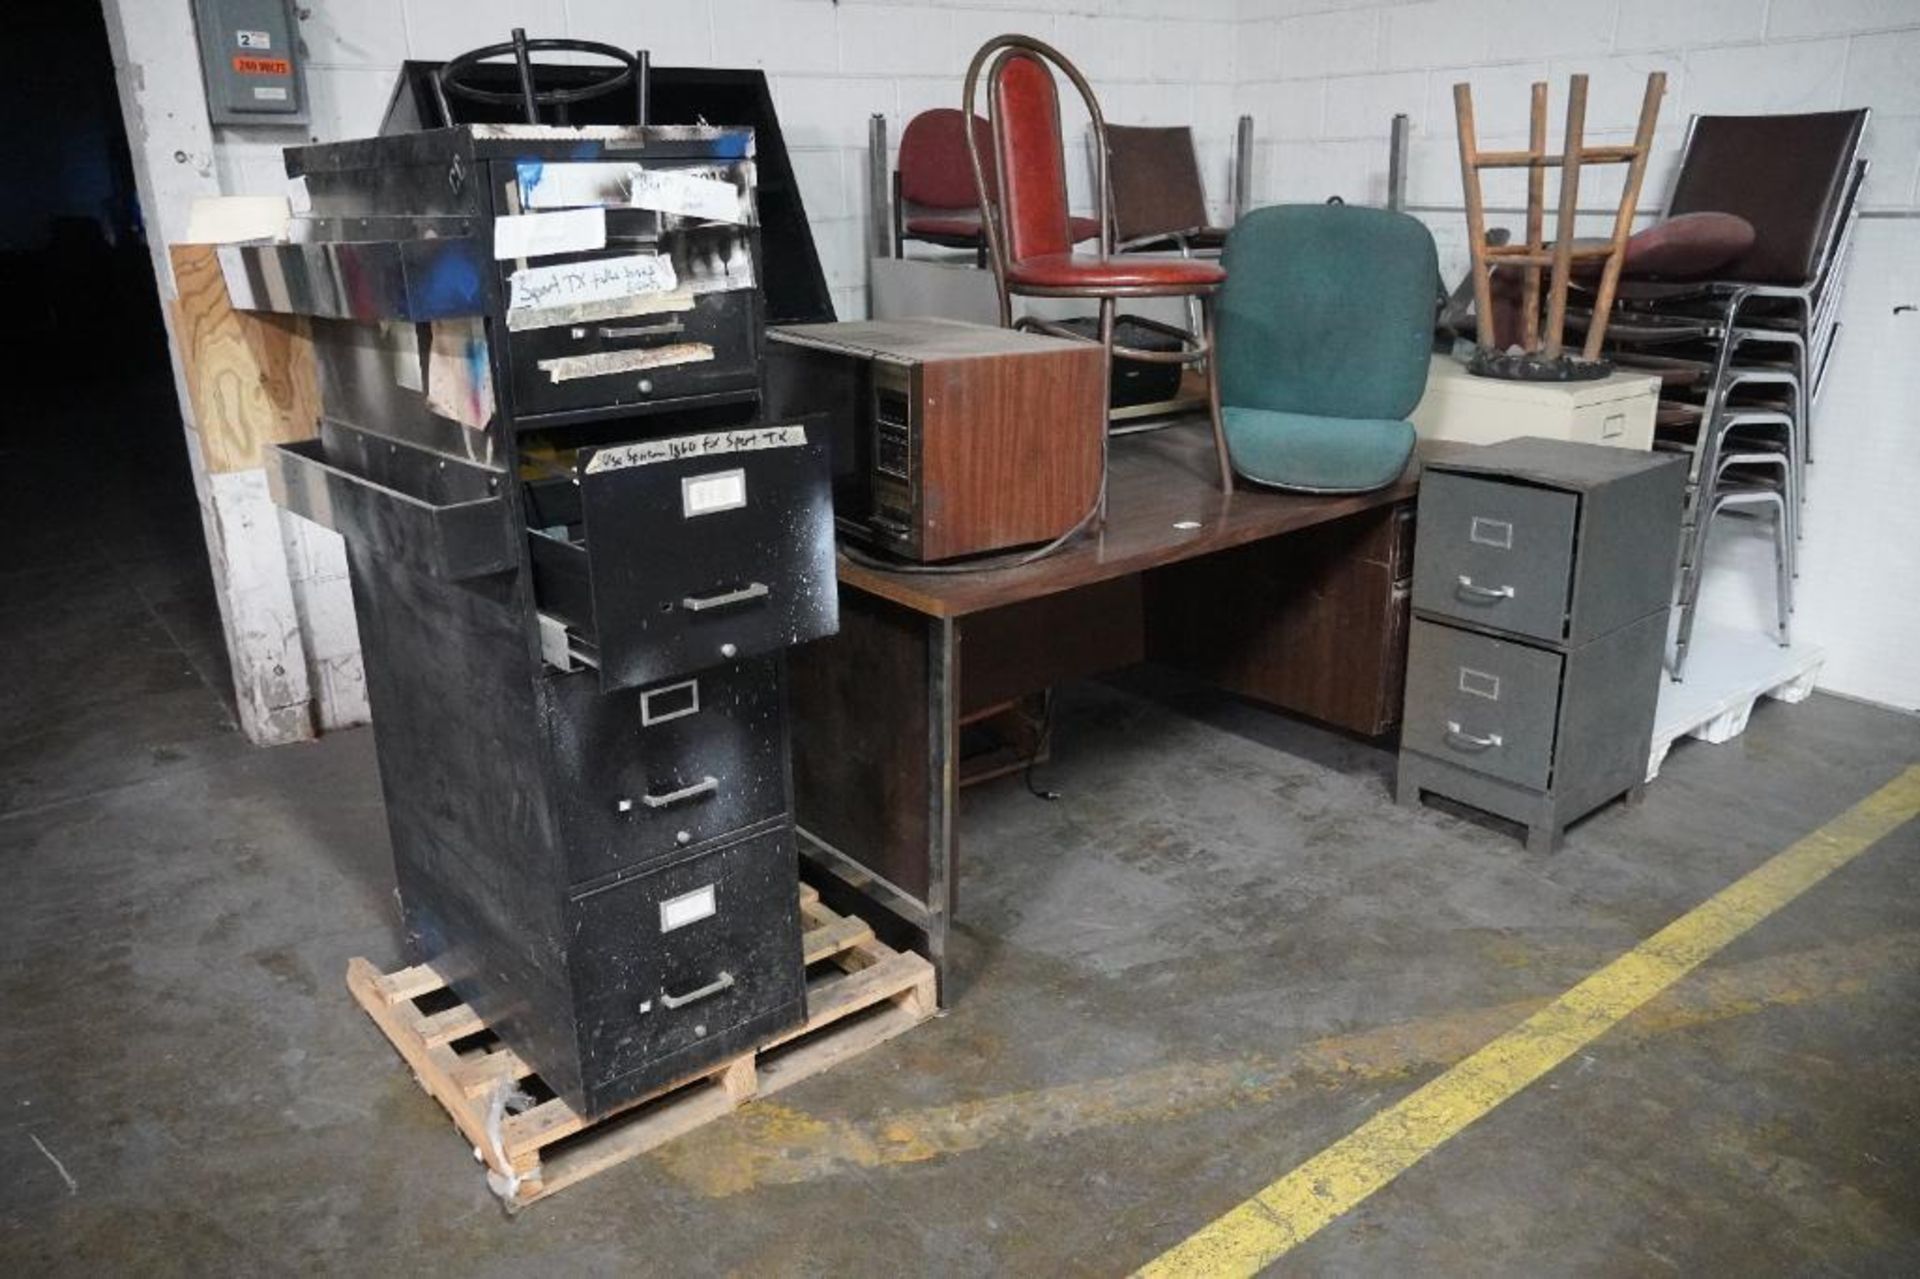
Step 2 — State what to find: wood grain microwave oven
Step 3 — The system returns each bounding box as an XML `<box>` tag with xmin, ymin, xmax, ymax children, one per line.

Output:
<box><xmin>763</xmin><ymin>318</ymin><xmax>1105</xmax><ymax>562</ymax></box>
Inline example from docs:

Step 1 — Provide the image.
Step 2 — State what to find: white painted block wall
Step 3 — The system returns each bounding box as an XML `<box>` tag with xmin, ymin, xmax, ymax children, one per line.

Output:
<box><xmin>1231</xmin><ymin>0</ymin><xmax>1920</xmax><ymax>711</ymax></box>
<box><xmin>119</xmin><ymin>0</ymin><xmax>1919</xmax><ymax>726</ymax></box>
<box><xmin>213</xmin><ymin>0</ymin><xmax>1245</xmax><ymax>323</ymax></box>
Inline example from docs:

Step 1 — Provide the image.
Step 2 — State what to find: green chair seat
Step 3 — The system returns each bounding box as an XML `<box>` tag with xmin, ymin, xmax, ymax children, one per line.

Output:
<box><xmin>1222</xmin><ymin>407</ymin><xmax>1416</xmax><ymax>493</ymax></box>
<box><xmin>1217</xmin><ymin>204</ymin><xmax>1438</xmax><ymax>493</ymax></box>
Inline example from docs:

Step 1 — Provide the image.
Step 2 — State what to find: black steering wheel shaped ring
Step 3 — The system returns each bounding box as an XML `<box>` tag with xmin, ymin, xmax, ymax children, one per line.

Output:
<box><xmin>440</xmin><ymin>36</ymin><xmax>636</xmax><ymax>111</ymax></box>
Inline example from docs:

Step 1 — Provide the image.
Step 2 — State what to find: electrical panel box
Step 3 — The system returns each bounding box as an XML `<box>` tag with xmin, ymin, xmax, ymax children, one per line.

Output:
<box><xmin>192</xmin><ymin>0</ymin><xmax>307</xmax><ymax>127</ymax></box>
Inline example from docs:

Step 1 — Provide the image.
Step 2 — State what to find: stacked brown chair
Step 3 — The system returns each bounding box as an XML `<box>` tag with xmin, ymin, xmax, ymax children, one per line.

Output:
<box><xmin>1572</xmin><ymin>111</ymin><xmax>1869</xmax><ymax>676</ymax></box>
<box><xmin>1107</xmin><ymin>124</ymin><xmax>1229</xmax><ymax>255</ymax></box>
<box><xmin>892</xmin><ymin>107</ymin><xmax>1098</xmax><ymax>265</ymax></box>
<box><xmin>962</xmin><ymin>34</ymin><xmax>1234</xmax><ymax>500</ymax></box>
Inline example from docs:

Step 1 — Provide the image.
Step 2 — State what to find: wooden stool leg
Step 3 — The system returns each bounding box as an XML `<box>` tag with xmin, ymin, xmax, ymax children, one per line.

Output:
<box><xmin>1583</xmin><ymin>71</ymin><xmax>1666</xmax><ymax>360</ymax></box>
<box><xmin>1452</xmin><ymin>82</ymin><xmax>1497</xmax><ymax>350</ymax></box>
<box><xmin>1521</xmin><ymin>81</ymin><xmax>1548</xmax><ymax>352</ymax></box>
<box><xmin>1200</xmin><ymin>292</ymin><xmax>1234</xmax><ymax>495</ymax></box>
<box><xmin>1542</xmin><ymin>74</ymin><xmax>1590</xmax><ymax>360</ymax></box>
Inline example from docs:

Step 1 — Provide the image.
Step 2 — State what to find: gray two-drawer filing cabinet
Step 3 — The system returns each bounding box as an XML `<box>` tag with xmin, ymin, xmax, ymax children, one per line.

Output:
<box><xmin>1396</xmin><ymin>438</ymin><xmax>1685</xmax><ymax>852</ymax></box>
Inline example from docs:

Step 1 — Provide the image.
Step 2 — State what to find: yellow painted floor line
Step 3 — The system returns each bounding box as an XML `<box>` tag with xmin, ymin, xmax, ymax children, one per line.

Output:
<box><xmin>651</xmin><ymin>928</ymin><xmax>1914</xmax><ymax>1196</ymax></box>
<box><xmin>1136</xmin><ymin>764</ymin><xmax>1920</xmax><ymax>1279</ymax></box>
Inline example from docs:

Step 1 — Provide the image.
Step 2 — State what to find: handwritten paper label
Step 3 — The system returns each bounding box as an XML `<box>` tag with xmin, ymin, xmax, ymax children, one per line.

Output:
<box><xmin>629</xmin><ymin>168</ymin><xmax>744</xmax><ymax>223</ymax></box>
<box><xmin>493</xmin><ymin>207</ymin><xmax>606</xmax><ymax>260</ymax></box>
<box><xmin>586</xmin><ymin>425</ymin><xmax>808</xmax><ymax>475</ymax></box>
<box><xmin>508</xmin><ymin>253</ymin><xmax>678</xmax><ymax>311</ymax></box>
<box><xmin>537</xmin><ymin>342</ymin><xmax>713</xmax><ymax>383</ymax></box>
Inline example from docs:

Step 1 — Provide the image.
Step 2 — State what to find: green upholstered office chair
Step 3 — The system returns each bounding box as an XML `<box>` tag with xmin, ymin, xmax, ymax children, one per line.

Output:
<box><xmin>1216</xmin><ymin>204</ymin><xmax>1438</xmax><ymax>492</ymax></box>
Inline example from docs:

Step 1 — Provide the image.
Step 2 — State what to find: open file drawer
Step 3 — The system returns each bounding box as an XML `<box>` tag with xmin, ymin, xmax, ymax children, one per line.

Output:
<box><xmin>527</xmin><ymin>421</ymin><xmax>838</xmax><ymax>691</ymax></box>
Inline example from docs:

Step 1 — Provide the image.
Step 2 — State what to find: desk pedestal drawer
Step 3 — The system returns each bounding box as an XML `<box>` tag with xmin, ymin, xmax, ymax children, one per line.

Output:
<box><xmin>1403</xmin><ymin>619</ymin><xmax>1563</xmax><ymax>791</ymax></box>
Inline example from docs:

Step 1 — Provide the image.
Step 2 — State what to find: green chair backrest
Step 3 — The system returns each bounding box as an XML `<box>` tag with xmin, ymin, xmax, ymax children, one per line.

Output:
<box><xmin>1217</xmin><ymin>204</ymin><xmax>1438</xmax><ymax>421</ymax></box>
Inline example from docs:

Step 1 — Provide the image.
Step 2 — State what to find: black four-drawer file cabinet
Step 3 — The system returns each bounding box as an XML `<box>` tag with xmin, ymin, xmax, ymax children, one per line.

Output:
<box><xmin>232</xmin><ymin>123</ymin><xmax>837</xmax><ymax>1118</ymax></box>
<box><xmin>1397</xmin><ymin>438</ymin><xmax>1684</xmax><ymax>852</ymax></box>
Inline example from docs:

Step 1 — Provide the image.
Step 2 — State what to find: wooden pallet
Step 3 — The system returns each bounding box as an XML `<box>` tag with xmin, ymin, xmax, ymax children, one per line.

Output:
<box><xmin>346</xmin><ymin>882</ymin><xmax>936</xmax><ymax>1207</ymax></box>
<box><xmin>1647</xmin><ymin>623</ymin><xmax>1825</xmax><ymax>782</ymax></box>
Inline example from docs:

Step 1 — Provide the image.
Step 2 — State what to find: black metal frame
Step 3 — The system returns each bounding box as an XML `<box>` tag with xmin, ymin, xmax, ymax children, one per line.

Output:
<box><xmin>436</xmin><ymin>28</ymin><xmax>648</xmax><ymax>126</ymax></box>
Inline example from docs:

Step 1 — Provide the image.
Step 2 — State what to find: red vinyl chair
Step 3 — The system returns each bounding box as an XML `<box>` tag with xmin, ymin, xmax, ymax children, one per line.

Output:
<box><xmin>892</xmin><ymin>108</ymin><xmax>1099</xmax><ymax>266</ymax></box>
<box><xmin>962</xmin><ymin>35</ymin><xmax>1233</xmax><ymax>497</ymax></box>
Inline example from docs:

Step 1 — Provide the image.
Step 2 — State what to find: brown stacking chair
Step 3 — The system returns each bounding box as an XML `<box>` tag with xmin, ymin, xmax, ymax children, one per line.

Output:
<box><xmin>892</xmin><ymin>107</ymin><xmax>1098</xmax><ymax>265</ymax></box>
<box><xmin>1106</xmin><ymin>125</ymin><xmax>1229</xmax><ymax>255</ymax></box>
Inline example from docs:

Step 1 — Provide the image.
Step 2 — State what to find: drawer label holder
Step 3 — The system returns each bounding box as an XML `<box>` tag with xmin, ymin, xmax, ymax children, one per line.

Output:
<box><xmin>1458</xmin><ymin>667</ymin><xmax>1502</xmax><ymax>701</ymax></box>
<box><xmin>1469</xmin><ymin>516</ymin><xmax>1514</xmax><ymax>549</ymax></box>
<box><xmin>659</xmin><ymin>884</ymin><xmax>717</xmax><ymax>933</ymax></box>
<box><xmin>682</xmin><ymin>469</ymin><xmax>747</xmax><ymax>518</ymax></box>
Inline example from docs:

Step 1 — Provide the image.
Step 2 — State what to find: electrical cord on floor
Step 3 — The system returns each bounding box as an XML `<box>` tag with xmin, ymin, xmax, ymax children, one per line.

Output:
<box><xmin>1023</xmin><ymin>688</ymin><xmax>1060</xmax><ymax>802</ymax></box>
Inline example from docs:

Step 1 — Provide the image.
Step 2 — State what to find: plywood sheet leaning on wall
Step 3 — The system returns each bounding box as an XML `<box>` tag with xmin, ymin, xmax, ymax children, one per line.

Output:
<box><xmin>169</xmin><ymin>242</ymin><xmax>319</xmax><ymax>472</ymax></box>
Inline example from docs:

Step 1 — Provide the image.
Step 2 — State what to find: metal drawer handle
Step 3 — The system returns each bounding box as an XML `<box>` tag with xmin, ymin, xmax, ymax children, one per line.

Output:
<box><xmin>660</xmin><ymin>971</ymin><xmax>734</xmax><ymax>1010</ymax></box>
<box><xmin>640</xmin><ymin>776</ymin><xmax>718</xmax><ymax>809</ymax></box>
<box><xmin>682</xmin><ymin>582</ymin><xmax>770</xmax><ymax>613</ymax></box>
<box><xmin>599</xmin><ymin>319</ymin><xmax>685</xmax><ymax>341</ymax></box>
<box><xmin>1445</xmin><ymin>721</ymin><xmax>1504</xmax><ymax>751</ymax></box>
<box><xmin>1455</xmin><ymin>575</ymin><xmax>1516</xmax><ymax>602</ymax></box>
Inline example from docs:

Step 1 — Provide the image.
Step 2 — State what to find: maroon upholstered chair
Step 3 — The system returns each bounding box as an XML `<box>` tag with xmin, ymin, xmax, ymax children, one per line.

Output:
<box><xmin>962</xmin><ymin>35</ymin><xmax>1233</xmax><ymax>497</ymax></box>
<box><xmin>892</xmin><ymin>108</ymin><xmax>1098</xmax><ymax>265</ymax></box>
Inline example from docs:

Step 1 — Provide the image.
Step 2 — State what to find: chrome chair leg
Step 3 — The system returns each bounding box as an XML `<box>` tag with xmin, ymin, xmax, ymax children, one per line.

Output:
<box><xmin>1200</xmin><ymin>293</ymin><xmax>1234</xmax><ymax>496</ymax></box>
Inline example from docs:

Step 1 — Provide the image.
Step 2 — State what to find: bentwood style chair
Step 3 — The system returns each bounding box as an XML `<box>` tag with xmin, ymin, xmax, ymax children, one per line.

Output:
<box><xmin>961</xmin><ymin>35</ymin><xmax>1234</xmax><ymax>497</ymax></box>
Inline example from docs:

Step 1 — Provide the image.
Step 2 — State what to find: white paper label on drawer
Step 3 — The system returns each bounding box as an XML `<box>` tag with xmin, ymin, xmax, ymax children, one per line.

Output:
<box><xmin>659</xmin><ymin>884</ymin><xmax>717</xmax><ymax>933</ymax></box>
<box><xmin>1459</xmin><ymin>667</ymin><xmax>1502</xmax><ymax>701</ymax></box>
<box><xmin>630</xmin><ymin>167</ymin><xmax>746</xmax><ymax>224</ymax></box>
<box><xmin>516</xmin><ymin>160</ymin><xmax>631</xmax><ymax>209</ymax></box>
<box><xmin>586</xmin><ymin>425</ymin><xmax>808</xmax><ymax>474</ymax></box>
<box><xmin>493</xmin><ymin>207</ymin><xmax>607</xmax><ymax>260</ymax></box>
<box><xmin>1469</xmin><ymin>516</ymin><xmax>1514</xmax><ymax>549</ymax></box>
<box><xmin>682</xmin><ymin>468</ymin><xmax>747</xmax><ymax>518</ymax></box>
<box><xmin>508</xmin><ymin>252</ymin><xmax>678</xmax><ymax>311</ymax></box>
<box><xmin>537</xmin><ymin>341</ymin><xmax>714</xmax><ymax>383</ymax></box>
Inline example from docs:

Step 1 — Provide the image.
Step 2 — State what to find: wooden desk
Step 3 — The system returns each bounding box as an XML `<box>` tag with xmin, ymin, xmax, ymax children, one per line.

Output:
<box><xmin>790</xmin><ymin>422</ymin><xmax>1419</xmax><ymax>1001</ymax></box>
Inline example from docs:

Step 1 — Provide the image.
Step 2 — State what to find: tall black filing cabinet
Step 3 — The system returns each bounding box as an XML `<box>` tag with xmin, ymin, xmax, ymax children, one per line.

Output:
<box><xmin>1396</xmin><ymin>438</ymin><xmax>1684</xmax><ymax>852</ymax></box>
<box><xmin>225</xmin><ymin>124</ymin><xmax>838</xmax><ymax>1118</ymax></box>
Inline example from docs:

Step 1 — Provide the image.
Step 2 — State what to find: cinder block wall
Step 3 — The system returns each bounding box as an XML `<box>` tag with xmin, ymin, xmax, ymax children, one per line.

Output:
<box><xmin>213</xmin><ymin>0</ymin><xmax>1244</xmax><ymax>324</ymax></box>
<box><xmin>107</xmin><ymin>1</ymin><xmax>1920</xmax><ymax>735</ymax></box>
<box><xmin>1231</xmin><ymin>0</ymin><xmax>1920</xmax><ymax>710</ymax></box>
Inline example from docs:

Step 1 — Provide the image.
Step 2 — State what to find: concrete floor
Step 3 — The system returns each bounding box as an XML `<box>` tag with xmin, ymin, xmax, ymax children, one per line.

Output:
<box><xmin>5</xmin><ymin>382</ymin><xmax>1919</xmax><ymax>1276</ymax></box>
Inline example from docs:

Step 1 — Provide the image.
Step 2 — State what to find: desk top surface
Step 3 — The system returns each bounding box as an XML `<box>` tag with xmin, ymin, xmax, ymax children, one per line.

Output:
<box><xmin>836</xmin><ymin>421</ymin><xmax>1424</xmax><ymax>619</ymax></box>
